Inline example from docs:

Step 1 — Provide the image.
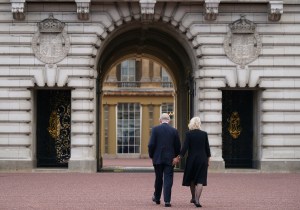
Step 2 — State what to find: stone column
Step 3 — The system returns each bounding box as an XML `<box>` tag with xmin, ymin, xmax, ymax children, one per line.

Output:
<box><xmin>106</xmin><ymin>66</ymin><xmax>117</xmax><ymax>82</ymax></box>
<box><xmin>153</xmin><ymin>104</ymin><xmax>161</xmax><ymax>127</ymax></box>
<box><xmin>140</xmin><ymin>59</ymin><xmax>152</xmax><ymax>87</ymax></box>
<box><xmin>152</xmin><ymin>62</ymin><xmax>161</xmax><ymax>88</ymax></box>
<box><xmin>105</xmin><ymin>66</ymin><xmax>118</xmax><ymax>89</ymax></box>
<box><xmin>141</xmin><ymin>104</ymin><xmax>149</xmax><ymax>157</ymax></box>
<box><xmin>108</xmin><ymin>103</ymin><xmax>117</xmax><ymax>156</ymax></box>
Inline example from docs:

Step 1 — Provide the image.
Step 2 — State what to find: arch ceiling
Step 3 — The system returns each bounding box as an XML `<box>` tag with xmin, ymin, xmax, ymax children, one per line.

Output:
<box><xmin>97</xmin><ymin>22</ymin><xmax>196</xmax><ymax>89</ymax></box>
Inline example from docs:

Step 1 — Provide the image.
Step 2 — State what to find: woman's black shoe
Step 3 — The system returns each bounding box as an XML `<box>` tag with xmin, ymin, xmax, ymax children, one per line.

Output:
<box><xmin>165</xmin><ymin>203</ymin><xmax>171</xmax><ymax>207</ymax></box>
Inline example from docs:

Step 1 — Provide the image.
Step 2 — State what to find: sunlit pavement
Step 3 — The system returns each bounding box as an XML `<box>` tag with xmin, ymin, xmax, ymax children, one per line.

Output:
<box><xmin>0</xmin><ymin>171</ymin><xmax>299</xmax><ymax>210</ymax></box>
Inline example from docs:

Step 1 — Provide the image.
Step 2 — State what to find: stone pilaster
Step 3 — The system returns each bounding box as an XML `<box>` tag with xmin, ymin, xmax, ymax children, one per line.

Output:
<box><xmin>105</xmin><ymin>66</ymin><xmax>118</xmax><ymax>89</ymax></box>
<box><xmin>140</xmin><ymin>59</ymin><xmax>152</xmax><ymax>87</ymax></box>
<box><xmin>152</xmin><ymin>62</ymin><xmax>161</xmax><ymax>82</ymax></box>
<box><xmin>141</xmin><ymin>104</ymin><xmax>149</xmax><ymax>157</ymax></box>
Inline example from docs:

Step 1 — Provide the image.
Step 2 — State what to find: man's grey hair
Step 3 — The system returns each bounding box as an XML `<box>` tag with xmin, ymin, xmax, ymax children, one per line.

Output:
<box><xmin>160</xmin><ymin>113</ymin><xmax>170</xmax><ymax>123</ymax></box>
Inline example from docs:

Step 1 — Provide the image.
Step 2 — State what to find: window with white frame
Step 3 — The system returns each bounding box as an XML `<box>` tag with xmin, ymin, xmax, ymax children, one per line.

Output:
<box><xmin>161</xmin><ymin>68</ymin><xmax>173</xmax><ymax>88</ymax></box>
<box><xmin>120</xmin><ymin>60</ymin><xmax>136</xmax><ymax>87</ymax></box>
<box><xmin>117</xmin><ymin>103</ymin><xmax>141</xmax><ymax>154</ymax></box>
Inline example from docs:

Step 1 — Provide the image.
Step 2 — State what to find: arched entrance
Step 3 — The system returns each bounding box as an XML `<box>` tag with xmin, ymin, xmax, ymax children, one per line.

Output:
<box><xmin>96</xmin><ymin>22</ymin><xmax>197</xmax><ymax>171</ymax></box>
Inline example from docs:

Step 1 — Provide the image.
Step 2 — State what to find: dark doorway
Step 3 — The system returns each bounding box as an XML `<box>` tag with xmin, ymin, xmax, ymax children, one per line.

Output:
<box><xmin>222</xmin><ymin>90</ymin><xmax>253</xmax><ymax>168</ymax></box>
<box><xmin>36</xmin><ymin>90</ymin><xmax>71</xmax><ymax>167</ymax></box>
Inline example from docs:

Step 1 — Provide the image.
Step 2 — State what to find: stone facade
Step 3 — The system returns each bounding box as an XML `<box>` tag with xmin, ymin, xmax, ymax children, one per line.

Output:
<box><xmin>0</xmin><ymin>0</ymin><xmax>299</xmax><ymax>172</ymax></box>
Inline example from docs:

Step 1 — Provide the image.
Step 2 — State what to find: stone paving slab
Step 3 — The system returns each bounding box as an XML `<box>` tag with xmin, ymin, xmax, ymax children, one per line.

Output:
<box><xmin>0</xmin><ymin>172</ymin><xmax>299</xmax><ymax>210</ymax></box>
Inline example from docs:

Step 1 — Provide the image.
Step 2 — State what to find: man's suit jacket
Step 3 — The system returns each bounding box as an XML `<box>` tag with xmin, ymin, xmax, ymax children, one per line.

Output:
<box><xmin>148</xmin><ymin>123</ymin><xmax>181</xmax><ymax>165</ymax></box>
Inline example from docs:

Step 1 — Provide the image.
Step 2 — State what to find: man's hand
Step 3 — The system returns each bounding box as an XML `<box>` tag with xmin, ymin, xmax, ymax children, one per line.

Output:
<box><xmin>172</xmin><ymin>156</ymin><xmax>180</xmax><ymax>166</ymax></box>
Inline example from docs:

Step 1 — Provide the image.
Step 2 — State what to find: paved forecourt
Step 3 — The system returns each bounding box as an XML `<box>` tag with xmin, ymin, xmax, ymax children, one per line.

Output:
<box><xmin>0</xmin><ymin>171</ymin><xmax>299</xmax><ymax>210</ymax></box>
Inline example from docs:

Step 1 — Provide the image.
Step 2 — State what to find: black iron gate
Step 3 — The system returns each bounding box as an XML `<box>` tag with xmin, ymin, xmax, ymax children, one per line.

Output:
<box><xmin>36</xmin><ymin>90</ymin><xmax>71</xmax><ymax>167</ymax></box>
<box><xmin>222</xmin><ymin>90</ymin><xmax>253</xmax><ymax>168</ymax></box>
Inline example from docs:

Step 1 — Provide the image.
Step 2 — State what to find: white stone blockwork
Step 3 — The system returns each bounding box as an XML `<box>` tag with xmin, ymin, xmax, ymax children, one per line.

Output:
<box><xmin>72</xmin><ymin>89</ymin><xmax>94</xmax><ymax>100</ymax></box>
<box><xmin>0</xmin><ymin>123</ymin><xmax>31</xmax><ymax>134</ymax></box>
<box><xmin>72</xmin><ymin>135</ymin><xmax>93</xmax><ymax>146</ymax></box>
<box><xmin>198</xmin><ymin>89</ymin><xmax>222</xmax><ymax>100</ymax></box>
<box><xmin>201</xmin><ymin>123</ymin><xmax>222</xmax><ymax>135</ymax></box>
<box><xmin>0</xmin><ymin>134</ymin><xmax>31</xmax><ymax>146</ymax></box>
<box><xmin>0</xmin><ymin>0</ymin><xmax>299</xmax><ymax>172</ymax></box>
<box><xmin>0</xmin><ymin>100</ymin><xmax>31</xmax><ymax>111</ymax></box>
<box><xmin>201</xmin><ymin>112</ymin><xmax>222</xmax><ymax>122</ymax></box>
<box><xmin>208</xmin><ymin>135</ymin><xmax>222</xmax><ymax>146</ymax></box>
<box><xmin>72</xmin><ymin>122</ymin><xmax>94</xmax><ymax>135</ymax></box>
<box><xmin>263</xmin><ymin>135</ymin><xmax>300</xmax><ymax>146</ymax></box>
<box><xmin>262</xmin><ymin>101</ymin><xmax>300</xmax><ymax>111</ymax></box>
<box><xmin>72</xmin><ymin>100</ymin><xmax>94</xmax><ymax>111</ymax></box>
<box><xmin>0</xmin><ymin>147</ymin><xmax>31</xmax><ymax>159</ymax></box>
<box><xmin>262</xmin><ymin>89</ymin><xmax>300</xmax><ymax>100</ymax></box>
<box><xmin>198</xmin><ymin>100</ymin><xmax>222</xmax><ymax>111</ymax></box>
<box><xmin>0</xmin><ymin>111</ymin><xmax>31</xmax><ymax>122</ymax></box>
<box><xmin>72</xmin><ymin>111</ymin><xmax>94</xmax><ymax>123</ymax></box>
<box><xmin>262</xmin><ymin>112</ymin><xmax>300</xmax><ymax>123</ymax></box>
<box><xmin>262</xmin><ymin>123</ymin><xmax>300</xmax><ymax>134</ymax></box>
<box><xmin>70</xmin><ymin>146</ymin><xmax>94</xmax><ymax>159</ymax></box>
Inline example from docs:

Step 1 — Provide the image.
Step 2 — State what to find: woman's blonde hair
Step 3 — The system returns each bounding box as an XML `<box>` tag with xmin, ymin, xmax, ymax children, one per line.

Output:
<box><xmin>188</xmin><ymin>116</ymin><xmax>202</xmax><ymax>130</ymax></box>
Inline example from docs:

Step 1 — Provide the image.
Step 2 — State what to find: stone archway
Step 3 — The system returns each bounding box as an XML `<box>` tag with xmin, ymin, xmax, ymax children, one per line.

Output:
<box><xmin>96</xmin><ymin>22</ymin><xmax>198</xmax><ymax>170</ymax></box>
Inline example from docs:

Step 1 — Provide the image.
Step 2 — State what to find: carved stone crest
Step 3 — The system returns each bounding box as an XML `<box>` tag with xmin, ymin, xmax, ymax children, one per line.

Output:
<box><xmin>224</xmin><ymin>15</ymin><xmax>262</xmax><ymax>68</ymax></box>
<box><xmin>32</xmin><ymin>14</ymin><xmax>70</xmax><ymax>64</ymax></box>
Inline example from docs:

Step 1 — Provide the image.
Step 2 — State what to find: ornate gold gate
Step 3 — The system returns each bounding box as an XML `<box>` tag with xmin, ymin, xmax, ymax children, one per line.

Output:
<box><xmin>222</xmin><ymin>90</ymin><xmax>253</xmax><ymax>168</ymax></box>
<box><xmin>36</xmin><ymin>90</ymin><xmax>71</xmax><ymax>167</ymax></box>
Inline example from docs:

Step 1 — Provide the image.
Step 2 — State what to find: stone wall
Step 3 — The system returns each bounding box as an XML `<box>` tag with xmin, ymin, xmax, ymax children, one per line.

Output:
<box><xmin>0</xmin><ymin>0</ymin><xmax>299</xmax><ymax>172</ymax></box>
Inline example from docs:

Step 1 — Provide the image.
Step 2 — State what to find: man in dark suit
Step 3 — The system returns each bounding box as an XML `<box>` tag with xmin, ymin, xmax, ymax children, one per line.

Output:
<box><xmin>148</xmin><ymin>113</ymin><xmax>181</xmax><ymax>207</ymax></box>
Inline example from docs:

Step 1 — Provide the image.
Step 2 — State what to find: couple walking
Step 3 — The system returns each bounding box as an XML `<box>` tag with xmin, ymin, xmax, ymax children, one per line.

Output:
<box><xmin>148</xmin><ymin>113</ymin><xmax>211</xmax><ymax>208</ymax></box>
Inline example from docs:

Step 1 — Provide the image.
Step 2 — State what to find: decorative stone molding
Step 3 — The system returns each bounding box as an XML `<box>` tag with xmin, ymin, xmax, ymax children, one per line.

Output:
<box><xmin>204</xmin><ymin>0</ymin><xmax>220</xmax><ymax>21</ymax></box>
<box><xmin>75</xmin><ymin>0</ymin><xmax>90</xmax><ymax>20</ymax></box>
<box><xmin>44</xmin><ymin>64</ymin><xmax>58</xmax><ymax>87</ymax></box>
<box><xmin>223</xmin><ymin>15</ymin><xmax>262</xmax><ymax>68</ymax></box>
<box><xmin>10</xmin><ymin>0</ymin><xmax>26</xmax><ymax>20</ymax></box>
<box><xmin>140</xmin><ymin>0</ymin><xmax>156</xmax><ymax>22</ymax></box>
<box><xmin>268</xmin><ymin>0</ymin><xmax>283</xmax><ymax>22</ymax></box>
<box><xmin>32</xmin><ymin>14</ymin><xmax>70</xmax><ymax>64</ymax></box>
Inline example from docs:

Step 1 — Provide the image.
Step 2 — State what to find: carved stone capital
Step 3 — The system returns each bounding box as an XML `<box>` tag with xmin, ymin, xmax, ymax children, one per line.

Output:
<box><xmin>75</xmin><ymin>0</ymin><xmax>91</xmax><ymax>20</ymax></box>
<box><xmin>204</xmin><ymin>0</ymin><xmax>220</xmax><ymax>21</ymax></box>
<box><xmin>140</xmin><ymin>0</ymin><xmax>156</xmax><ymax>22</ymax></box>
<box><xmin>10</xmin><ymin>0</ymin><xmax>26</xmax><ymax>20</ymax></box>
<box><xmin>268</xmin><ymin>0</ymin><xmax>283</xmax><ymax>22</ymax></box>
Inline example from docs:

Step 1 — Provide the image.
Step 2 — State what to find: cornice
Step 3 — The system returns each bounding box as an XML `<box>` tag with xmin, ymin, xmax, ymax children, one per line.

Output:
<box><xmin>2</xmin><ymin>0</ymin><xmax>299</xmax><ymax>4</ymax></box>
<box><xmin>6</xmin><ymin>0</ymin><xmax>297</xmax><ymax>21</ymax></box>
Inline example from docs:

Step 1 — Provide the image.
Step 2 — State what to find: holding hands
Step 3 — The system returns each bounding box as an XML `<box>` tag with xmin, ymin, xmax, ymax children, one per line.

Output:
<box><xmin>172</xmin><ymin>156</ymin><xmax>180</xmax><ymax>166</ymax></box>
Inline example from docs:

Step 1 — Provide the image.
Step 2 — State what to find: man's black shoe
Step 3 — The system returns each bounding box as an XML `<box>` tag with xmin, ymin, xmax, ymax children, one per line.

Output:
<box><xmin>152</xmin><ymin>196</ymin><xmax>160</xmax><ymax>204</ymax></box>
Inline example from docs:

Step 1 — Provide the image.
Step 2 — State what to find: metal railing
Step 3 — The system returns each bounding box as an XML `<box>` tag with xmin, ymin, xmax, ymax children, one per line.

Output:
<box><xmin>111</xmin><ymin>81</ymin><xmax>173</xmax><ymax>88</ymax></box>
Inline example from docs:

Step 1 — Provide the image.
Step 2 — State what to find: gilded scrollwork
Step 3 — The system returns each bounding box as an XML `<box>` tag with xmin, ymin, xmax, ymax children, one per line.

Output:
<box><xmin>47</xmin><ymin>91</ymin><xmax>71</xmax><ymax>164</ymax></box>
<box><xmin>48</xmin><ymin>111</ymin><xmax>61</xmax><ymax>139</ymax></box>
<box><xmin>227</xmin><ymin>112</ymin><xmax>242</xmax><ymax>139</ymax></box>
